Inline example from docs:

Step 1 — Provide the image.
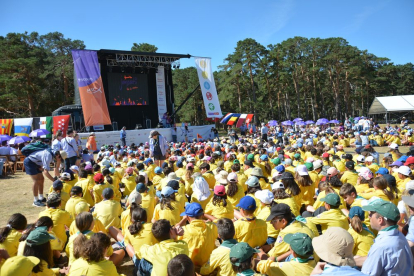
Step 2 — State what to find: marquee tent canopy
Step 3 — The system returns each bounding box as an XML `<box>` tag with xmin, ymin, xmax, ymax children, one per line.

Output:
<box><xmin>368</xmin><ymin>95</ymin><xmax>414</xmax><ymax>114</ymax></box>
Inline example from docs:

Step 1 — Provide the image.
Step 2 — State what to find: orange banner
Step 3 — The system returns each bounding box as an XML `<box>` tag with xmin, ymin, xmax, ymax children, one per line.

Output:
<box><xmin>0</xmin><ymin>119</ymin><xmax>13</xmax><ymax>135</ymax></box>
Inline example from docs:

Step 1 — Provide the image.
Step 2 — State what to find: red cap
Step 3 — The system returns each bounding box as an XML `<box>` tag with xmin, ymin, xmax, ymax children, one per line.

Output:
<box><xmin>214</xmin><ymin>185</ymin><xmax>226</xmax><ymax>196</ymax></box>
<box><xmin>322</xmin><ymin>152</ymin><xmax>330</xmax><ymax>158</ymax></box>
<box><xmin>276</xmin><ymin>147</ymin><xmax>282</xmax><ymax>152</ymax></box>
<box><xmin>405</xmin><ymin>156</ymin><xmax>414</xmax><ymax>166</ymax></box>
<box><xmin>93</xmin><ymin>173</ymin><xmax>104</xmax><ymax>183</ymax></box>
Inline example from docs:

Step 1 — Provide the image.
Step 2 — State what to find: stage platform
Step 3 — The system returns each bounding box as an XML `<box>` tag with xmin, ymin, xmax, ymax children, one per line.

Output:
<box><xmin>78</xmin><ymin>125</ymin><xmax>214</xmax><ymax>148</ymax></box>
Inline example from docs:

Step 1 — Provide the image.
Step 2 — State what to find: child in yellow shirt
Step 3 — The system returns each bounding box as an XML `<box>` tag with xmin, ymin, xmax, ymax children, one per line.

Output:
<box><xmin>348</xmin><ymin>206</ymin><xmax>374</xmax><ymax>257</ymax></box>
<box><xmin>0</xmin><ymin>213</ymin><xmax>27</xmax><ymax>265</ymax></box>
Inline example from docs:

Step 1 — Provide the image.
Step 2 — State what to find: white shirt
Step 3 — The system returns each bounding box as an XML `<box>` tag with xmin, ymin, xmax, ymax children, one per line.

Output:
<box><xmin>261</xmin><ymin>126</ymin><xmax>269</xmax><ymax>134</ymax></box>
<box><xmin>51</xmin><ymin>139</ymin><xmax>62</xmax><ymax>153</ymax></box>
<box><xmin>61</xmin><ymin>136</ymin><xmax>78</xmax><ymax>158</ymax></box>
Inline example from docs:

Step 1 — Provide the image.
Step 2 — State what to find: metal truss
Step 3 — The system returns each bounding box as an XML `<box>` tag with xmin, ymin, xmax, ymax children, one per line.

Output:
<box><xmin>106</xmin><ymin>54</ymin><xmax>181</xmax><ymax>68</ymax></box>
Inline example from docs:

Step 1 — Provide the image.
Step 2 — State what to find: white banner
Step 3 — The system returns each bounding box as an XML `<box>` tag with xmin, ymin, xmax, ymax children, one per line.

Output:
<box><xmin>156</xmin><ymin>66</ymin><xmax>167</xmax><ymax>122</ymax></box>
<box><xmin>78</xmin><ymin>125</ymin><xmax>215</xmax><ymax>149</ymax></box>
<box><xmin>194</xmin><ymin>57</ymin><xmax>223</xmax><ymax>118</ymax></box>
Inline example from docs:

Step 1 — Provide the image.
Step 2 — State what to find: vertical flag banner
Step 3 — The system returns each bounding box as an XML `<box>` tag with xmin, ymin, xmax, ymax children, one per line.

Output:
<box><xmin>220</xmin><ymin>113</ymin><xmax>233</xmax><ymax>124</ymax></box>
<box><xmin>33</xmin><ymin>117</ymin><xmax>53</xmax><ymax>138</ymax></box>
<box><xmin>0</xmin><ymin>119</ymin><xmax>13</xmax><ymax>135</ymax></box>
<box><xmin>236</xmin><ymin>114</ymin><xmax>248</xmax><ymax>128</ymax></box>
<box><xmin>72</xmin><ymin>50</ymin><xmax>111</xmax><ymax>126</ymax></box>
<box><xmin>53</xmin><ymin>115</ymin><xmax>71</xmax><ymax>137</ymax></box>
<box><xmin>194</xmin><ymin>57</ymin><xmax>223</xmax><ymax>118</ymax></box>
<box><xmin>156</xmin><ymin>66</ymin><xmax>167</xmax><ymax>122</ymax></box>
<box><xmin>14</xmin><ymin>118</ymin><xmax>33</xmax><ymax>137</ymax></box>
<box><xmin>245</xmin><ymin>114</ymin><xmax>254</xmax><ymax>127</ymax></box>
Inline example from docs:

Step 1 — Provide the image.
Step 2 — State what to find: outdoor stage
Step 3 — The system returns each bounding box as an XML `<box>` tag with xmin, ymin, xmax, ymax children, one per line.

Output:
<box><xmin>78</xmin><ymin>125</ymin><xmax>214</xmax><ymax>148</ymax></box>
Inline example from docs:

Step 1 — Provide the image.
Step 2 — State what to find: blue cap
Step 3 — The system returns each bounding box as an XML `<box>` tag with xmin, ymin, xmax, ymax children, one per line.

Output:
<box><xmin>246</xmin><ymin>176</ymin><xmax>260</xmax><ymax>188</ymax></box>
<box><xmin>180</xmin><ymin>202</ymin><xmax>204</xmax><ymax>217</ymax></box>
<box><xmin>397</xmin><ymin>156</ymin><xmax>408</xmax><ymax>163</ymax></box>
<box><xmin>297</xmin><ymin>143</ymin><xmax>303</xmax><ymax>148</ymax></box>
<box><xmin>160</xmin><ymin>186</ymin><xmax>176</xmax><ymax>197</ymax></box>
<box><xmin>176</xmin><ymin>160</ymin><xmax>183</xmax><ymax>167</ymax></box>
<box><xmin>276</xmin><ymin>165</ymin><xmax>285</xmax><ymax>173</ymax></box>
<box><xmin>136</xmin><ymin>183</ymin><xmax>148</xmax><ymax>193</ymax></box>
<box><xmin>144</xmin><ymin>158</ymin><xmax>153</xmax><ymax>165</ymax></box>
<box><xmin>236</xmin><ymin>196</ymin><xmax>257</xmax><ymax>211</ymax></box>
<box><xmin>349</xmin><ymin>206</ymin><xmax>365</xmax><ymax>221</ymax></box>
<box><xmin>154</xmin><ymin>166</ymin><xmax>162</xmax><ymax>174</ymax></box>
<box><xmin>376</xmin><ymin>167</ymin><xmax>389</xmax><ymax>175</ymax></box>
<box><xmin>260</xmin><ymin>155</ymin><xmax>269</xmax><ymax>161</ymax></box>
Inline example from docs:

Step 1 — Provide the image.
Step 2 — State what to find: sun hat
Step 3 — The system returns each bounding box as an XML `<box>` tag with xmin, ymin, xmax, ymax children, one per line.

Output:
<box><xmin>312</xmin><ymin>227</ymin><xmax>355</xmax><ymax>266</ymax></box>
<box><xmin>192</xmin><ymin>177</ymin><xmax>211</xmax><ymax>201</ymax></box>
<box><xmin>272</xmin><ymin>181</ymin><xmax>285</xmax><ymax>190</ymax></box>
<box><xmin>250</xmin><ymin>167</ymin><xmax>264</xmax><ymax>177</ymax></box>
<box><xmin>246</xmin><ymin>176</ymin><xmax>260</xmax><ymax>188</ymax></box>
<box><xmin>59</xmin><ymin>150</ymin><xmax>67</xmax><ymax>160</ymax></box>
<box><xmin>180</xmin><ymin>202</ymin><xmax>204</xmax><ymax>217</ymax></box>
<box><xmin>229</xmin><ymin>242</ymin><xmax>259</xmax><ymax>266</ymax></box>
<box><xmin>397</xmin><ymin>166</ymin><xmax>412</xmax><ymax>176</ymax></box>
<box><xmin>214</xmin><ymin>185</ymin><xmax>226</xmax><ymax>196</ymax></box>
<box><xmin>362</xmin><ymin>198</ymin><xmax>400</xmax><ymax>221</ymax></box>
<box><xmin>26</xmin><ymin>226</ymin><xmax>55</xmax><ymax>246</ymax></box>
<box><xmin>376</xmin><ymin>167</ymin><xmax>389</xmax><ymax>175</ymax></box>
<box><xmin>167</xmin><ymin>172</ymin><xmax>180</xmax><ymax>181</ymax></box>
<box><xmin>358</xmin><ymin>167</ymin><xmax>373</xmax><ymax>180</ymax></box>
<box><xmin>0</xmin><ymin>256</ymin><xmax>40</xmax><ymax>276</ymax></box>
<box><xmin>215</xmin><ymin>170</ymin><xmax>229</xmax><ymax>185</ymax></box>
<box><xmin>284</xmin><ymin>233</ymin><xmax>313</xmax><ymax>258</ymax></box>
<box><xmin>255</xmin><ymin>190</ymin><xmax>274</xmax><ymax>204</ymax></box>
<box><xmin>266</xmin><ymin>203</ymin><xmax>292</xmax><ymax>221</ymax></box>
<box><xmin>321</xmin><ymin>193</ymin><xmax>341</xmax><ymax>207</ymax></box>
<box><xmin>236</xmin><ymin>196</ymin><xmax>257</xmax><ymax>211</ymax></box>
<box><xmin>296</xmin><ymin>165</ymin><xmax>309</xmax><ymax>176</ymax></box>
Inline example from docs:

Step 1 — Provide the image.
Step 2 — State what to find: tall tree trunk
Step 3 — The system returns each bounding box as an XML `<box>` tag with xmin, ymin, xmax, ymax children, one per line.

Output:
<box><xmin>235</xmin><ymin>75</ymin><xmax>242</xmax><ymax>113</ymax></box>
<box><xmin>248</xmin><ymin>61</ymin><xmax>257</xmax><ymax>124</ymax></box>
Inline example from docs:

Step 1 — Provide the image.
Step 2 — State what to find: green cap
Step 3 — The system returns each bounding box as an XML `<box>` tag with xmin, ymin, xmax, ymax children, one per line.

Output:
<box><xmin>284</xmin><ymin>233</ymin><xmax>313</xmax><ymax>258</ymax></box>
<box><xmin>294</xmin><ymin>153</ymin><xmax>301</xmax><ymax>159</ymax></box>
<box><xmin>362</xmin><ymin>198</ymin><xmax>400</xmax><ymax>221</ymax></box>
<box><xmin>229</xmin><ymin>242</ymin><xmax>259</xmax><ymax>266</ymax></box>
<box><xmin>247</xmin><ymin>154</ymin><xmax>255</xmax><ymax>161</ymax></box>
<box><xmin>26</xmin><ymin>226</ymin><xmax>55</xmax><ymax>246</ymax></box>
<box><xmin>321</xmin><ymin>193</ymin><xmax>340</xmax><ymax>207</ymax></box>
<box><xmin>271</xmin><ymin>158</ymin><xmax>281</xmax><ymax>165</ymax></box>
<box><xmin>304</xmin><ymin>162</ymin><xmax>313</xmax><ymax>171</ymax></box>
<box><xmin>233</xmin><ymin>159</ymin><xmax>240</xmax><ymax>164</ymax></box>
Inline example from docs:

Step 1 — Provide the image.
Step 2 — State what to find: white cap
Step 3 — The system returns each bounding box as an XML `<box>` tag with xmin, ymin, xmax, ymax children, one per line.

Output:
<box><xmin>296</xmin><ymin>165</ymin><xmax>309</xmax><ymax>176</ymax></box>
<box><xmin>227</xmin><ymin>172</ymin><xmax>238</xmax><ymax>182</ymax></box>
<box><xmin>406</xmin><ymin>180</ymin><xmax>414</xmax><ymax>191</ymax></box>
<box><xmin>356</xmin><ymin>155</ymin><xmax>365</xmax><ymax>162</ymax></box>
<box><xmin>306</xmin><ymin>157</ymin><xmax>315</xmax><ymax>163</ymax></box>
<box><xmin>284</xmin><ymin>159</ymin><xmax>292</xmax><ymax>166</ymax></box>
<box><xmin>389</xmin><ymin>143</ymin><xmax>399</xmax><ymax>149</ymax></box>
<box><xmin>255</xmin><ymin>190</ymin><xmax>274</xmax><ymax>204</ymax></box>
<box><xmin>272</xmin><ymin>181</ymin><xmax>285</xmax><ymax>190</ymax></box>
<box><xmin>313</xmin><ymin>160</ymin><xmax>323</xmax><ymax>170</ymax></box>
<box><xmin>70</xmin><ymin>165</ymin><xmax>79</xmax><ymax>172</ymax></box>
<box><xmin>397</xmin><ymin>166</ymin><xmax>412</xmax><ymax>176</ymax></box>
<box><xmin>187</xmin><ymin>157</ymin><xmax>195</xmax><ymax>162</ymax></box>
<box><xmin>365</xmin><ymin>156</ymin><xmax>374</xmax><ymax>162</ymax></box>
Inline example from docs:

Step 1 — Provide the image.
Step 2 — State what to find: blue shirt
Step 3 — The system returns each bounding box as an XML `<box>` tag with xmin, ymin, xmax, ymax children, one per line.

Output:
<box><xmin>28</xmin><ymin>149</ymin><xmax>53</xmax><ymax>171</ymax></box>
<box><xmin>314</xmin><ymin>264</ymin><xmax>367</xmax><ymax>276</ymax></box>
<box><xmin>406</xmin><ymin>216</ymin><xmax>414</xmax><ymax>243</ymax></box>
<box><xmin>120</xmin><ymin>129</ymin><xmax>126</xmax><ymax>139</ymax></box>
<box><xmin>361</xmin><ymin>228</ymin><xmax>413</xmax><ymax>276</ymax></box>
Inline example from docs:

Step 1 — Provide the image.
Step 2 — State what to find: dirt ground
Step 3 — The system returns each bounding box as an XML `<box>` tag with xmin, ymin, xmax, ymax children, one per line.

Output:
<box><xmin>0</xmin><ymin>145</ymin><xmax>410</xmax><ymax>275</ymax></box>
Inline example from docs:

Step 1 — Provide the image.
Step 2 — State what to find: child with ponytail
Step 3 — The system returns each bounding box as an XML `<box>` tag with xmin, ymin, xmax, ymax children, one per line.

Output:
<box><xmin>0</xmin><ymin>213</ymin><xmax>27</xmax><ymax>265</ymax></box>
<box><xmin>348</xmin><ymin>206</ymin><xmax>374</xmax><ymax>256</ymax></box>
<box><xmin>359</xmin><ymin>176</ymin><xmax>395</xmax><ymax>202</ymax></box>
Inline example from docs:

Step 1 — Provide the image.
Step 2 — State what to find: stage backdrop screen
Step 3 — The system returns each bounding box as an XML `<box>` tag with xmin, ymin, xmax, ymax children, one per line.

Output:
<box><xmin>108</xmin><ymin>73</ymin><xmax>149</xmax><ymax>106</ymax></box>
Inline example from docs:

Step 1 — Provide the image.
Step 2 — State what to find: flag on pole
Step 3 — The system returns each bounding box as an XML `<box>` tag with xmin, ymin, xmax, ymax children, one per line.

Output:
<box><xmin>0</xmin><ymin>119</ymin><xmax>13</xmax><ymax>135</ymax></box>
<box><xmin>53</xmin><ymin>115</ymin><xmax>71</xmax><ymax>137</ymax></box>
<box><xmin>14</xmin><ymin>118</ymin><xmax>33</xmax><ymax>137</ymax></box>
<box><xmin>245</xmin><ymin>114</ymin><xmax>254</xmax><ymax>127</ymax></box>
<box><xmin>197</xmin><ymin>133</ymin><xmax>202</xmax><ymax>139</ymax></box>
<box><xmin>33</xmin><ymin>117</ymin><xmax>53</xmax><ymax>138</ymax></box>
<box><xmin>236</xmin><ymin>114</ymin><xmax>248</xmax><ymax>128</ymax></box>
<box><xmin>220</xmin><ymin>113</ymin><xmax>233</xmax><ymax>124</ymax></box>
<box><xmin>227</xmin><ymin>114</ymin><xmax>240</xmax><ymax>126</ymax></box>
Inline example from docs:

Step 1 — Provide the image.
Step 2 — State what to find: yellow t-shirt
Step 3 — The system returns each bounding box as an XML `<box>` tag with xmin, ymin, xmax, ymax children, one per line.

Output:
<box><xmin>93</xmin><ymin>183</ymin><xmax>111</xmax><ymax>204</ymax></box>
<box><xmin>38</xmin><ymin>208</ymin><xmax>72</xmax><ymax>249</ymax></box>
<box><xmin>226</xmin><ymin>184</ymin><xmax>245</xmax><ymax>208</ymax></box>
<box><xmin>65</xmin><ymin>196</ymin><xmax>88</xmax><ymax>219</ymax></box>
<box><xmin>69</xmin><ymin>217</ymin><xmax>106</xmax><ymax>236</ymax></box>
<box><xmin>203</xmin><ymin>172</ymin><xmax>216</xmax><ymax>189</ymax></box>
<box><xmin>199</xmin><ymin>241</ymin><xmax>237</xmax><ymax>276</ymax></box>
<box><xmin>190</xmin><ymin>193</ymin><xmax>214</xmax><ymax>210</ymax></box>
<box><xmin>348</xmin><ymin>227</ymin><xmax>374</xmax><ymax>257</ymax></box>
<box><xmin>274</xmin><ymin>197</ymin><xmax>300</xmax><ymax>217</ymax></box>
<box><xmin>340</xmin><ymin>171</ymin><xmax>359</xmax><ymax>186</ymax></box>
<box><xmin>205</xmin><ymin>200</ymin><xmax>234</xmax><ymax>221</ymax></box>
<box><xmin>307</xmin><ymin>209</ymin><xmax>349</xmax><ymax>233</ymax></box>
<box><xmin>256</xmin><ymin>205</ymin><xmax>279</xmax><ymax>238</ymax></box>
<box><xmin>234</xmin><ymin>218</ymin><xmax>267</xmax><ymax>248</ymax></box>
<box><xmin>92</xmin><ymin>200</ymin><xmax>122</xmax><ymax>230</ymax></box>
<box><xmin>124</xmin><ymin>223</ymin><xmax>157</xmax><ymax>259</ymax></box>
<box><xmin>0</xmin><ymin>229</ymin><xmax>21</xmax><ymax>261</ymax></box>
<box><xmin>69</xmin><ymin>257</ymin><xmax>122</xmax><ymax>276</ymax></box>
<box><xmin>122</xmin><ymin>174</ymin><xmax>136</xmax><ymax>196</ymax></box>
<box><xmin>257</xmin><ymin>258</ymin><xmax>317</xmax><ymax>276</ymax></box>
<box><xmin>75</xmin><ymin>178</ymin><xmax>95</xmax><ymax>207</ymax></box>
<box><xmin>152</xmin><ymin>201</ymin><xmax>182</xmax><ymax>226</ymax></box>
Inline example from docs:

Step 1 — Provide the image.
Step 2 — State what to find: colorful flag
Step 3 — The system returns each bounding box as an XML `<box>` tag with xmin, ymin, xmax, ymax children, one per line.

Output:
<box><xmin>33</xmin><ymin>117</ymin><xmax>53</xmax><ymax>138</ymax></box>
<box><xmin>220</xmin><ymin>113</ymin><xmax>233</xmax><ymax>124</ymax></box>
<box><xmin>0</xmin><ymin>119</ymin><xmax>13</xmax><ymax>135</ymax></box>
<box><xmin>227</xmin><ymin>114</ymin><xmax>240</xmax><ymax>126</ymax></box>
<box><xmin>72</xmin><ymin>50</ymin><xmax>111</xmax><ymax>126</ymax></box>
<box><xmin>197</xmin><ymin>134</ymin><xmax>202</xmax><ymax>140</ymax></box>
<box><xmin>14</xmin><ymin>118</ymin><xmax>33</xmax><ymax>137</ymax></box>
<box><xmin>53</xmin><ymin>115</ymin><xmax>71</xmax><ymax>137</ymax></box>
<box><xmin>236</xmin><ymin>114</ymin><xmax>248</xmax><ymax>128</ymax></box>
<box><xmin>245</xmin><ymin>114</ymin><xmax>254</xmax><ymax>126</ymax></box>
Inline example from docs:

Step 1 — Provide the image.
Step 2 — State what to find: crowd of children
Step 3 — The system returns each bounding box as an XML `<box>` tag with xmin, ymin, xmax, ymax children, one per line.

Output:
<box><xmin>1</xmin><ymin>125</ymin><xmax>414</xmax><ymax>276</ymax></box>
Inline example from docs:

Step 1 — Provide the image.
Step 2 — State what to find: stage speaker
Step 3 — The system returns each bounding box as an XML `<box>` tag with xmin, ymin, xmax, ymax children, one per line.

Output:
<box><xmin>112</xmin><ymin>121</ymin><xmax>118</xmax><ymax>131</ymax></box>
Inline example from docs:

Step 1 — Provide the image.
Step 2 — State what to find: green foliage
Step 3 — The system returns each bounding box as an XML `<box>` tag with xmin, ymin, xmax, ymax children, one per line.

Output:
<box><xmin>131</xmin><ymin>43</ymin><xmax>158</xmax><ymax>53</ymax></box>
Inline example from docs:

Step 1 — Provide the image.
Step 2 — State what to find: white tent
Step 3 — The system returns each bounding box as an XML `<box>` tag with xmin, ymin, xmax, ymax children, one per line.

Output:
<box><xmin>369</xmin><ymin>95</ymin><xmax>414</xmax><ymax>114</ymax></box>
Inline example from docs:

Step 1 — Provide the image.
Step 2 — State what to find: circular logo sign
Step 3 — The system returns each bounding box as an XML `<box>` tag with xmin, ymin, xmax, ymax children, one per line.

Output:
<box><xmin>208</xmin><ymin>103</ymin><xmax>215</xmax><ymax>111</ymax></box>
<box><xmin>206</xmin><ymin>92</ymin><xmax>213</xmax><ymax>100</ymax></box>
<box><xmin>199</xmin><ymin>60</ymin><xmax>206</xmax><ymax>68</ymax></box>
<box><xmin>204</xmin><ymin>81</ymin><xmax>210</xmax><ymax>90</ymax></box>
<box><xmin>202</xmin><ymin>71</ymin><xmax>208</xmax><ymax>79</ymax></box>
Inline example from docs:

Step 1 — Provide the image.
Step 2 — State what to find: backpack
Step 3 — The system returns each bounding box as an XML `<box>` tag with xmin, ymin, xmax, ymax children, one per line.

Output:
<box><xmin>21</xmin><ymin>141</ymin><xmax>50</xmax><ymax>157</ymax></box>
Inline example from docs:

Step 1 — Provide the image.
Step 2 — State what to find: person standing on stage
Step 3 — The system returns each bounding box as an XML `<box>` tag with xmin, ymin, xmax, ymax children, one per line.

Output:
<box><xmin>149</xmin><ymin>130</ymin><xmax>169</xmax><ymax>167</ymax></box>
<box><xmin>120</xmin><ymin>126</ymin><xmax>126</xmax><ymax>147</ymax></box>
<box><xmin>61</xmin><ymin>129</ymin><xmax>78</xmax><ymax>171</ymax></box>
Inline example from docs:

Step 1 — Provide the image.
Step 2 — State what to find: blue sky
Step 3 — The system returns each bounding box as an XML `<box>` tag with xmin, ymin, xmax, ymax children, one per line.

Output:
<box><xmin>1</xmin><ymin>0</ymin><xmax>413</xmax><ymax>71</ymax></box>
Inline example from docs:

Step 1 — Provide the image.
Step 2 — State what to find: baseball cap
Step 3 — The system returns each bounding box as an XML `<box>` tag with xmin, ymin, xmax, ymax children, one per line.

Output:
<box><xmin>144</xmin><ymin>158</ymin><xmax>153</xmax><ymax>165</ymax></box>
<box><xmin>167</xmin><ymin>180</ymin><xmax>180</xmax><ymax>190</ymax></box>
<box><xmin>70</xmin><ymin>165</ymin><xmax>79</xmax><ymax>172</ymax></box>
<box><xmin>321</xmin><ymin>193</ymin><xmax>341</xmax><ymax>207</ymax></box>
<box><xmin>154</xmin><ymin>167</ymin><xmax>163</xmax><ymax>174</ymax></box>
<box><xmin>279</xmin><ymin>172</ymin><xmax>294</xmax><ymax>180</ymax></box>
<box><xmin>84</xmin><ymin>164</ymin><xmax>93</xmax><ymax>171</ymax></box>
<box><xmin>344</xmin><ymin>154</ymin><xmax>353</xmax><ymax>160</ymax></box>
<box><xmin>214</xmin><ymin>185</ymin><xmax>226</xmax><ymax>196</ymax></box>
<box><xmin>284</xmin><ymin>233</ymin><xmax>313</xmax><ymax>258</ymax></box>
<box><xmin>102</xmin><ymin>188</ymin><xmax>114</xmax><ymax>199</ymax></box>
<box><xmin>382</xmin><ymin>174</ymin><xmax>397</xmax><ymax>189</ymax></box>
<box><xmin>403</xmin><ymin>194</ymin><xmax>414</xmax><ymax>208</ymax></box>
<box><xmin>71</xmin><ymin>186</ymin><xmax>83</xmax><ymax>195</ymax></box>
<box><xmin>404</xmin><ymin>156</ymin><xmax>414</xmax><ymax>166</ymax></box>
<box><xmin>0</xmin><ymin>256</ymin><xmax>40</xmax><ymax>276</ymax></box>
<box><xmin>266</xmin><ymin>203</ymin><xmax>292</xmax><ymax>221</ymax></box>
<box><xmin>406</xmin><ymin>180</ymin><xmax>414</xmax><ymax>191</ymax></box>
<box><xmin>246</xmin><ymin>176</ymin><xmax>260</xmax><ymax>188</ymax></box>
<box><xmin>390</xmin><ymin>161</ymin><xmax>403</xmax><ymax>167</ymax></box>
<box><xmin>271</xmin><ymin>158</ymin><xmax>281</xmax><ymax>165</ymax></box>
<box><xmin>376</xmin><ymin>167</ymin><xmax>389</xmax><ymax>175</ymax></box>
<box><xmin>244</xmin><ymin>160</ymin><xmax>254</xmax><ymax>167</ymax></box>
<box><xmin>358</xmin><ymin>167</ymin><xmax>373</xmax><ymax>180</ymax></box>
<box><xmin>312</xmin><ymin>227</ymin><xmax>355</xmax><ymax>267</ymax></box>
<box><xmin>345</xmin><ymin>161</ymin><xmax>355</xmax><ymax>170</ymax></box>
<box><xmin>275</xmin><ymin>165</ymin><xmax>285</xmax><ymax>173</ymax></box>
<box><xmin>356</xmin><ymin>155</ymin><xmax>365</xmax><ymax>162</ymax></box>
<box><xmin>313</xmin><ymin>160</ymin><xmax>323</xmax><ymax>170</ymax></box>
<box><xmin>304</xmin><ymin>162</ymin><xmax>313</xmax><ymax>171</ymax></box>
<box><xmin>26</xmin><ymin>226</ymin><xmax>55</xmax><ymax>246</ymax></box>
<box><xmin>161</xmin><ymin>186</ymin><xmax>176</xmax><ymax>197</ymax></box>
<box><xmin>322</xmin><ymin>152</ymin><xmax>330</xmax><ymax>158</ymax></box>
<box><xmin>128</xmin><ymin>192</ymin><xmax>143</xmax><ymax>205</ymax></box>
<box><xmin>362</xmin><ymin>198</ymin><xmax>400</xmax><ymax>221</ymax></box>
<box><xmin>284</xmin><ymin>159</ymin><xmax>292</xmax><ymax>166</ymax></box>
<box><xmin>236</xmin><ymin>196</ymin><xmax>257</xmax><ymax>211</ymax></box>
<box><xmin>46</xmin><ymin>193</ymin><xmax>61</xmax><ymax>205</ymax></box>
<box><xmin>93</xmin><ymin>173</ymin><xmax>104</xmax><ymax>183</ymax></box>
<box><xmin>260</xmin><ymin>155</ymin><xmax>269</xmax><ymax>161</ymax></box>
<box><xmin>294</xmin><ymin>153</ymin><xmax>301</xmax><ymax>159</ymax></box>
<box><xmin>272</xmin><ymin>181</ymin><xmax>285</xmax><ymax>190</ymax></box>
<box><xmin>397</xmin><ymin>165</ymin><xmax>411</xmax><ymax>176</ymax></box>
<box><xmin>397</xmin><ymin>156</ymin><xmax>408</xmax><ymax>163</ymax></box>
<box><xmin>59</xmin><ymin>150</ymin><xmax>67</xmax><ymax>160</ymax></box>
<box><xmin>227</xmin><ymin>172</ymin><xmax>238</xmax><ymax>182</ymax></box>
<box><xmin>186</xmin><ymin>163</ymin><xmax>194</xmax><ymax>170</ymax></box>
<box><xmin>296</xmin><ymin>165</ymin><xmax>309</xmax><ymax>176</ymax></box>
<box><xmin>365</xmin><ymin>156</ymin><xmax>374</xmax><ymax>162</ymax></box>
<box><xmin>327</xmin><ymin>167</ymin><xmax>339</xmax><ymax>176</ymax></box>
<box><xmin>389</xmin><ymin>143</ymin><xmax>399</xmax><ymax>149</ymax></box>
<box><xmin>52</xmin><ymin>180</ymin><xmax>63</xmax><ymax>190</ymax></box>
<box><xmin>202</xmin><ymin>156</ymin><xmax>212</xmax><ymax>161</ymax></box>
<box><xmin>125</xmin><ymin>167</ymin><xmax>134</xmax><ymax>175</ymax></box>
<box><xmin>247</xmin><ymin>154</ymin><xmax>255</xmax><ymax>161</ymax></box>
<box><xmin>229</xmin><ymin>242</ymin><xmax>259</xmax><ymax>266</ymax></box>
<box><xmin>349</xmin><ymin>206</ymin><xmax>365</xmax><ymax>221</ymax></box>
<box><xmin>136</xmin><ymin>183</ymin><xmax>148</xmax><ymax>193</ymax></box>
<box><xmin>180</xmin><ymin>202</ymin><xmax>204</xmax><ymax>217</ymax></box>
<box><xmin>255</xmin><ymin>190</ymin><xmax>274</xmax><ymax>205</ymax></box>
